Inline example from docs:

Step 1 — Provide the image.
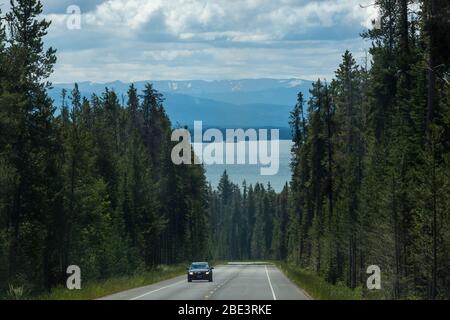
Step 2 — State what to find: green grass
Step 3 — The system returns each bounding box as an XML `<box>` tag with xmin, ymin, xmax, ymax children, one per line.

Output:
<box><xmin>275</xmin><ymin>262</ymin><xmax>362</xmax><ymax>300</ymax></box>
<box><xmin>36</xmin><ymin>264</ymin><xmax>187</xmax><ymax>300</ymax></box>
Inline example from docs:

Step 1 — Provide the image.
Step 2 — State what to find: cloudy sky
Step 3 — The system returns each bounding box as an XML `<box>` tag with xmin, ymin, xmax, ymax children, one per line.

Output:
<box><xmin>6</xmin><ymin>0</ymin><xmax>378</xmax><ymax>83</ymax></box>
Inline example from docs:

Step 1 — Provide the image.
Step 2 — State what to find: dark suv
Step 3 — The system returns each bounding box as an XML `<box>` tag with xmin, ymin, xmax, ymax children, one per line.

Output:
<box><xmin>187</xmin><ymin>262</ymin><xmax>214</xmax><ymax>282</ymax></box>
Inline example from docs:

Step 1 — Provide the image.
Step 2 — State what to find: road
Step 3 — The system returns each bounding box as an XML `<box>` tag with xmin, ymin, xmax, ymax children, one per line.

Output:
<box><xmin>100</xmin><ymin>263</ymin><xmax>310</xmax><ymax>300</ymax></box>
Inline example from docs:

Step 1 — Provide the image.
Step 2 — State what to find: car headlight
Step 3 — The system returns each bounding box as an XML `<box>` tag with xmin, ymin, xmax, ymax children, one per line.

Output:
<box><xmin>189</xmin><ymin>272</ymin><xmax>193</xmax><ymax>275</ymax></box>
<box><xmin>206</xmin><ymin>271</ymin><xmax>210</xmax><ymax>274</ymax></box>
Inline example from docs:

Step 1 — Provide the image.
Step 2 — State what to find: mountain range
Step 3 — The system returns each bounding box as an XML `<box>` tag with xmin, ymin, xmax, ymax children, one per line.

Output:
<box><xmin>49</xmin><ymin>79</ymin><xmax>313</xmax><ymax>133</ymax></box>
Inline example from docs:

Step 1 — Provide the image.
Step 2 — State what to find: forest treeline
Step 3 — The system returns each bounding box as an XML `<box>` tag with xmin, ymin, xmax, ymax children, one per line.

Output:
<box><xmin>208</xmin><ymin>173</ymin><xmax>289</xmax><ymax>261</ymax></box>
<box><xmin>0</xmin><ymin>0</ymin><xmax>209</xmax><ymax>292</ymax></box>
<box><xmin>286</xmin><ymin>0</ymin><xmax>450</xmax><ymax>299</ymax></box>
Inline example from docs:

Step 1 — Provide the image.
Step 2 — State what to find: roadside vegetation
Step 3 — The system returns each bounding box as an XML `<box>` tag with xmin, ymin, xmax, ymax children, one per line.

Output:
<box><xmin>275</xmin><ymin>262</ymin><xmax>362</xmax><ymax>300</ymax></box>
<box><xmin>35</xmin><ymin>265</ymin><xmax>185</xmax><ymax>300</ymax></box>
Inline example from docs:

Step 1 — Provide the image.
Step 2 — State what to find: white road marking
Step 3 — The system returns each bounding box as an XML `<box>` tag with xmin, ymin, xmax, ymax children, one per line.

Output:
<box><xmin>129</xmin><ymin>280</ymin><xmax>186</xmax><ymax>300</ymax></box>
<box><xmin>265</xmin><ymin>265</ymin><xmax>277</xmax><ymax>300</ymax></box>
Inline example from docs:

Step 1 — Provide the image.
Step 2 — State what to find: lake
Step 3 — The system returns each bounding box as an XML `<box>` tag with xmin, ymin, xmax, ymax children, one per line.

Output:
<box><xmin>198</xmin><ymin>140</ymin><xmax>293</xmax><ymax>192</ymax></box>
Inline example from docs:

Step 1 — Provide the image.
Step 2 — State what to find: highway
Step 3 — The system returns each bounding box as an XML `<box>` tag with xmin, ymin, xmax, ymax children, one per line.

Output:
<box><xmin>100</xmin><ymin>263</ymin><xmax>311</xmax><ymax>300</ymax></box>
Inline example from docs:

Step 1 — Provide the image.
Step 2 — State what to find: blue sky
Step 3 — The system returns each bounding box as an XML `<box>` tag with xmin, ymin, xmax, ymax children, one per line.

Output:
<box><xmin>7</xmin><ymin>0</ymin><xmax>378</xmax><ymax>83</ymax></box>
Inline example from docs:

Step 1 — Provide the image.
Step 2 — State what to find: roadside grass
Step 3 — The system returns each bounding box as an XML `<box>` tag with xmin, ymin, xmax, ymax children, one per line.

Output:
<box><xmin>36</xmin><ymin>264</ymin><xmax>187</xmax><ymax>300</ymax></box>
<box><xmin>275</xmin><ymin>262</ymin><xmax>362</xmax><ymax>300</ymax></box>
<box><xmin>210</xmin><ymin>260</ymin><xmax>228</xmax><ymax>267</ymax></box>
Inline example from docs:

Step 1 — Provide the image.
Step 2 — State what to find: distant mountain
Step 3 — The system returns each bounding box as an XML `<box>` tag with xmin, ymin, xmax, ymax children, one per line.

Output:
<box><xmin>49</xmin><ymin>79</ymin><xmax>312</xmax><ymax>132</ymax></box>
<box><xmin>162</xmin><ymin>93</ymin><xmax>293</xmax><ymax>128</ymax></box>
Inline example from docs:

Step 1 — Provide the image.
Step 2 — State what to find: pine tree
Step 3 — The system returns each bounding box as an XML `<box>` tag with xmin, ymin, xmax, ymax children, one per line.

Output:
<box><xmin>1</xmin><ymin>0</ymin><xmax>58</xmax><ymax>289</ymax></box>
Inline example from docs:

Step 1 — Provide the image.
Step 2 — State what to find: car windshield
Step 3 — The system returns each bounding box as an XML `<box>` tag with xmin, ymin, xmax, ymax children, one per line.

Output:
<box><xmin>191</xmin><ymin>263</ymin><xmax>208</xmax><ymax>269</ymax></box>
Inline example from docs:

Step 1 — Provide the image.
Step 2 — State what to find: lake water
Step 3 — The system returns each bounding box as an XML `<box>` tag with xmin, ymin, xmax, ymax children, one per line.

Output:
<box><xmin>197</xmin><ymin>140</ymin><xmax>293</xmax><ymax>192</ymax></box>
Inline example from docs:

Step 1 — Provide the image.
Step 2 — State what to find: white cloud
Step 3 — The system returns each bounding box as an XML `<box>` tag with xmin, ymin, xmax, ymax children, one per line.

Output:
<box><xmin>58</xmin><ymin>0</ymin><xmax>376</xmax><ymax>40</ymax></box>
<box><xmin>50</xmin><ymin>38</ymin><xmax>368</xmax><ymax>83</ymax></box>
<box><xmin>143</xmin><ymin>49</ymin><xmax>195</xmax><ymax>61</ymax></box>
<box><xmin>85</xmin><ymin>0</ymin><xmax>163</xmax><ymax>30</ymax></box>
<box><xmin>39</xmin><ymin>0</ymin><xmax>375</xmax><ymax>83</ymax></box>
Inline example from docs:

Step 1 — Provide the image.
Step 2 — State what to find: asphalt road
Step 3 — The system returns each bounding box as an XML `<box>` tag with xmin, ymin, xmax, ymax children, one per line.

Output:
<box><xmin>100</xmin><ymin>264</ymin><xmax>310</xmax><ymax>300</ymax></box>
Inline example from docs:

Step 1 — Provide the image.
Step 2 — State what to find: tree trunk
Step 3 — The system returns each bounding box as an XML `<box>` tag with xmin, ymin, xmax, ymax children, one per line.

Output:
<box><xmin>426</xmin><ymin>0</ymin><xmax>437</xmax><ymax>134</ymax></box>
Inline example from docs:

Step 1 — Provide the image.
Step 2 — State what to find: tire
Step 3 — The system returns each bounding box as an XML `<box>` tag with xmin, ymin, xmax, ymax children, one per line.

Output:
<box><xmin>209</xmin><ymin>275</ymin><xmax>213</xmax><ymax>282</ymax></box>
<box><xmin>188</xmin><ymin>277</ymin><xmax>192</xmax><ymax>282</ymax></box>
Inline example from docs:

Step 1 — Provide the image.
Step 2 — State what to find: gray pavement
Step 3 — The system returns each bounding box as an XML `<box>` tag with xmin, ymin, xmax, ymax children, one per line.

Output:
<box><xmin>99</xmin><ymin>264</ymin><xmax>311</xmax><ymax>300</ymax></box>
